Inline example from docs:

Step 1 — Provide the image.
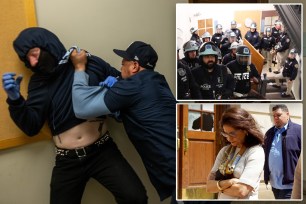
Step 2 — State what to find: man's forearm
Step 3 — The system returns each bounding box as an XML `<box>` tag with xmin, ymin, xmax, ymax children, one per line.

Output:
<box><xmin>72</xmin><ymin>71</ymin><xmax>111</xmax><ymax>119</ymax></box>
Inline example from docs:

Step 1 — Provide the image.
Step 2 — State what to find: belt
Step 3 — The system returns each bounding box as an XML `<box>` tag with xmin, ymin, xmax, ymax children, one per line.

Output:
<box><xmin>55</xmin><ymin>131</ymin><xmax>110</xmax><ymax>158</ymax></box>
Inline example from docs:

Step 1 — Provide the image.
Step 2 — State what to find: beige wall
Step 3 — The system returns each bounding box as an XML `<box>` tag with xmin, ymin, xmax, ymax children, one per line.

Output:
<box><xmin>0</xmin><ymin>0</ymin><xmax>187</xmax><ymax>203</ymax></box>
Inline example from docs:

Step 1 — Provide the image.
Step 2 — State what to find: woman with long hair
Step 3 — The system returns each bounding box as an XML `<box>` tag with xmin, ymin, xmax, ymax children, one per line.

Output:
<box><xmin>207</xmin><ymin>107</ymin><xmax>265</xmax><ymax>199</ymax></box>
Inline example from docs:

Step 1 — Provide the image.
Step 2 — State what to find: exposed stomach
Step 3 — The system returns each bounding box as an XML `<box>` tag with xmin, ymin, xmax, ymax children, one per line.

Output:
<box><xmin>53</xmin><ymin>119</ymin><xmax>107</xmax><ymax>149</ymax></box>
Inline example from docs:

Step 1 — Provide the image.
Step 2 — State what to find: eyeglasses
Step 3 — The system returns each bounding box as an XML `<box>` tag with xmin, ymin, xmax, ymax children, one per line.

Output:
<box><xmin>220</xmin><ymin>129</ymin><xmax>240</xmax><ymax>138</ymax></box>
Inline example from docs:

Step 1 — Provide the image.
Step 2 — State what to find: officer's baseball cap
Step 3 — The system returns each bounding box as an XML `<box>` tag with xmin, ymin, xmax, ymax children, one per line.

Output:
<box><xmin>113</xmin><ymin>41</ymin><xmax>158</xmax><ymax>69</ymax></box>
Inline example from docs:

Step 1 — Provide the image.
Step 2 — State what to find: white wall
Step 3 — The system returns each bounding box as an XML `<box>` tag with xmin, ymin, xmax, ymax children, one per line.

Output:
<box><xmin>0</xmin><ymin>0</ymin><xmax>188</xmax><ymax>204</ymax></box>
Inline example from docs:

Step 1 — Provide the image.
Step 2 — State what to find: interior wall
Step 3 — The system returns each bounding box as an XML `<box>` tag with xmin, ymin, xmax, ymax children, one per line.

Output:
<box><xmin>0</xmin><ymin>0</ymin><xmax>188</xmax><ymax>204</ymax></box>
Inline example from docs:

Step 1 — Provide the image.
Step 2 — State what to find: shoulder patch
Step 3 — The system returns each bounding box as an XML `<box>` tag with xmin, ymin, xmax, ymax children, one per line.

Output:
<box><xmin>178</xmin><ymin>68</ymin><xmax>186</xmax><ymax>76</ymax></box>
<box><xmin>286</xmin><ymin>38</ymin><xmax>290</xmax><ymax>42</ymax></box>
<box><xmin>294</xmin><ymin>64</ymin><xmax>299</xmax><ymax>68</ymax></box>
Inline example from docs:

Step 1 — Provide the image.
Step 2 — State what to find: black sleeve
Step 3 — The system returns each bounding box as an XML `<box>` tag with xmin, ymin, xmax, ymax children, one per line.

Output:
<box><xmin>222</xmin><ymin>70</ymin><xmax>235</xmax><ymax>99</ymax></box>
<box><xmin>86</xmin><ymin>55</ymin><xmax>121</xmax><ymax>83</ymax></box>
<box><xmin>290</xmin><ymin>62</ymin><xmax>299</xmax><ymax>81</ymax></box>
<box><xmin>6</xmin><ymin>77</ymin><xmax>50</xmax><ymax>136</ymax></box>
<box><xmin>254</xmin><ymin>35</ymin><xmax>261</xmax><ymax>49</ymax></box>
<box><xmin>186</xmin><ymin>68</ymin><xmax>202</xmax><ymax>99</ymax></box>
<box><xmin>277</xmin><ymin>37</ymin><xmax>290</xmax><ymax>52</ymax></box>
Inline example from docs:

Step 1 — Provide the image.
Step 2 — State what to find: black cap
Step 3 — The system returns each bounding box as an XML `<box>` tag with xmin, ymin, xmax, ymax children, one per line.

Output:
<box><xmin>113</xmin><ymin>41</ymin><xmax>158</xmax><ymax>69</ymax></box>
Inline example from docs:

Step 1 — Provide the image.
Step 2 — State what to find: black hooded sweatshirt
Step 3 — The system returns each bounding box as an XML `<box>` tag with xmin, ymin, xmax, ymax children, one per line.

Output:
<box><xmin>7</xmin><ymin>27</ymin><xmax>120</xmax><ymax>136</ymax></box>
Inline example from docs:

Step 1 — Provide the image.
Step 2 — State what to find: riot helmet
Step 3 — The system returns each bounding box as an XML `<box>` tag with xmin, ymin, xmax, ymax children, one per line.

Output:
<box><xmin>236</xmin><ymin>45</ymin><xmax>251</xmax><ymax>66</ymax></box>
<box><xmin>183</xmin><ymin>40</ymin><xmax>199</xmax><ymax>59</ymax></box>
<box><xmin>266</xmin><ymin>27</ymin><xmax>271</xmax><ymax>36</ymax></box>
<box><xmin>201</xmin><ymin>32</ymin><xmax>211</xmax><ymax>42</ymax></box>
<box><xmin>229</xmin><ymin>42</ymin><xmax>239</xmax><ymax>50</ymax></box>
<box><xmin>250</xmin><ymin>23</ymin><xmax>257</xmax><ymax>29</ymax></box>
<box><xmin>231</xmin><ymin>20</ymin><xmax>237</xmax><ymax>29</ymax></box>
<box><xmin>199</xmin><ymin>42</ymin><xmax>219</xmax><ymax>68</ymax></box>
<box><xmin>288</xmin><ymin>48</ymin><xmax>297</xmax><ymax>59</ymax></box>
<box><xmin>183</xmin><ymin>40</ymin><xmax>199</xmax><ymax>53</ymax></box>
<box><xmin>229</xmin><ymin>31</ymin><xmax>237</xmax><ymax>43</ymax></box>
<box><xmin>190</xmin><ymin>27</ymin><xmax>198</xmax><ymax>34</ymax></box>
<box><xmin>216</xmin><ymin>24</ymin><xmax>223</xmax><ymax>34</ymax></box>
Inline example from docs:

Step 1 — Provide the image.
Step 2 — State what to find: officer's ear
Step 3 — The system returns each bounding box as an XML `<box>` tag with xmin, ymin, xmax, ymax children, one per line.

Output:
<box><xmin>132</xmin><ymin>61</ymin><xmax>140</xmax><ymax>73</ymax></box>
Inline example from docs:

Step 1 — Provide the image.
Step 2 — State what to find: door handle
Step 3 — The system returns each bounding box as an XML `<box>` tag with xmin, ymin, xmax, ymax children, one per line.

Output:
<box><xmin>183</xmin><ymin>127</ymin><xmax>189</xmax><ymax>152</ymax></box>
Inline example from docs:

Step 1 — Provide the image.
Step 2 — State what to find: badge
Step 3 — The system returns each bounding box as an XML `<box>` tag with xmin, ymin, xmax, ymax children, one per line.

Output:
<box><xmin>178</xmin><ymin>68</ymin><xmax>186</xmax><ymax>77</ymax></box>
<box><xmin>295</xmin><ymin>64</ymin><xmax>299</xmax><ymax>69</ymax></box>
<box><xmin>247</xmin><ymin>66</ymin><xmax>251</xmax><ymax>72</ymax></box>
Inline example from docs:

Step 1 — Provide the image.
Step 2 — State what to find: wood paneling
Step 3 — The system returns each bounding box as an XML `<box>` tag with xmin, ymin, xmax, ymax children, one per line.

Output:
<box><xmin>0</xmin><ymin>0</ymin><xmax>51</xmax><ymax>150</ymax></box>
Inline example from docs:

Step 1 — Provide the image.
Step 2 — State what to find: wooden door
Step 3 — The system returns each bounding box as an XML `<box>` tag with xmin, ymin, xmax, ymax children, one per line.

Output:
<box><xmin>177</xmin><ymin>104</ymin><xmax>229</xmax><ymax>200</ymax></box>
<box><xmin>177</xmin><ymin>104</ymin><xmax>215</xmax><ymax>199</ymax></box>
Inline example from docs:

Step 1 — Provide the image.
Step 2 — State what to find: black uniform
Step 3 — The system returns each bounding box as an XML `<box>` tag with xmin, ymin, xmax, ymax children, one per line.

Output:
<box><xmin>245</xmin><ymin>30</ymin><xmax>260</xmax><ymax>49</ymax></box>
<box><xmin>272</xmin><ymin>27</ymin><xmax>281</xmax><ymax>43</ymax></box>
<box><xmin>177</xmin><ymin>61</ymin><xmax>202</xmax><ymax>99</ymax></box>
<box><xmin>276</xmin><ymin>32</ymin><xmax>290</xmax><ymax>53</ymax></box>
<box><xmin>191</xmin><ymin>64</ymin><xmax>235</xmax><ymax>99</ymax></box>
<box><xmin>211</xmin><ymin>33</ymin><xmax>223</xmax><ymax>48</ymax></box>
<box><xmin>180</xmin><ymin>57</ymin><xmax>201</xmax><ymax>70</ymax></box>
<box><xmin>260</xmin><ymin>34</ymin><xmax>275</xmax><ymax>51</ymax></box>
<box><xmin>222</xmin><ymin>53</ymin><xmax>236</xmax><ymax>65</ymax></box>
<box><xmin>282</xmin><ymin>58</ymin><xmax>299</xmax><ymax>81</ymax></box>
<box><xmin>220</xmin><ymin>37</ymin><xmax>231</xmax><ymax>57</ymax></box>
<box><xmin>227</xmin><ymin>60</ymin><xmax>260</xmax><ymax>94</ymax></box>
<box><xmin>231</xmin><ymin>28</ymin><xmax>242</xmax><ymax>41</ymax></box>
<box><xmin>190</xmin><ymin>33</ymin><xmax>202</xmax><ymax>47</ymax></box>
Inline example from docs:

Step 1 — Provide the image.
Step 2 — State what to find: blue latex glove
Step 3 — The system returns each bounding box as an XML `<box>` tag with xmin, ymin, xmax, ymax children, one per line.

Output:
<box><xmin>99</xmin><ymin>76</ymin><xmax>118</xmax><ymax>88</ymax></box>
<box><xmin>2</xmin><ymin>72</ymin><xmax>23</xmax><ymax>100</ymax></box>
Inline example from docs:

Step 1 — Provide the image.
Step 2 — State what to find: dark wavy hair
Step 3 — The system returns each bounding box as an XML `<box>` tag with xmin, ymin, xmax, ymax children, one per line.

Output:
<box><xmin>219</xmin><ymin>107</ymin><xmax>264</xmax><ymax>147</ymax></box>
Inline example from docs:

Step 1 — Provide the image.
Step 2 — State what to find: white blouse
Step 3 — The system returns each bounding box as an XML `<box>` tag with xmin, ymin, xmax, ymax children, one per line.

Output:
<box><xmin>208</xmin><ymin>144</ymin><xmax>265</xmax><ymax>200</ymax></box>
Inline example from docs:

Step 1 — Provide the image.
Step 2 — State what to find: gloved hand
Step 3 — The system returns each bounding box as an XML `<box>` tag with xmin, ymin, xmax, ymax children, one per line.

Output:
<box><xmin>99</xmin><ymin>76</ymin><xmax>118</xmax><ymax>88</ymax></box>
<box><xmin>2</xmin><ymin>72</ymin><xmax>23</xmax><ymax>100</ymax></box>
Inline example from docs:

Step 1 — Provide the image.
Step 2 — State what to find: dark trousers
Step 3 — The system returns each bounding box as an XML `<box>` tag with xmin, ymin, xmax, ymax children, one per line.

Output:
<box><xmin>50</xmin><ymin>138</ymin><xmax>147</xmax><ymax>204</ymax></box>
<box><xmin>272</xmin><ymin>187</ymin><xmax>292</xmax><ymax>199</ymax></box>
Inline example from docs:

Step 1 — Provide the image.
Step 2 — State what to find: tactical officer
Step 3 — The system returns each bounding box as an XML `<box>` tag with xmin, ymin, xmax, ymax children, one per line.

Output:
<box><xmin>272</xmin><ymin>20</ymin><xmax>282</xmax><ymax>43</ymax></box>
<box><xmin>180</xmin><ymin>40</ymin><xmax>201</xmax><ymax>69</ymax></box>
<box><xmin>190</xmin><ymin>27</ymin><xmax>202</xmax><ymax>47</ymax></box>
<box><xmin>230</xmin><ymin>20</ymin><xmax>242</xmax><ymax>41</ymax></box>
<box><xmin>260</xmin><ymin>27</ymin><xmax>276</xmax><ymax>71</ymax></box>
<box><xmin>226</xmin><ymin>45</ymin><xmax>261</xmax><ymax>98</ymax></box>
<box><xmin>211</xmin><ymin>24</ymin><xmax>223</xmax><ymax>48</ymax></box>
<box><xmin>201</xmin><ymin>31</ymin><xmax>211</xmax><ymax>43</ymax></box>
<box><xmin>177</xmin><ymin>60</ymin><xmax>202</xmax><ymax>100</ymax></box>
<box><xmin>191</xmin><ymin>42</ymin><xmax>235</xmax><ymax>99</ymax></box>
<box><xmin>177</xmin><ymin>47</ymin><xmax>201</xmax><ymax>99</ymax></box>
<box><xmin>245</xmin><ymin>23</ymin><xmax>260</xmax><ymax>50</ymax></box>
<box><xmin>281</xmin><ymin>48</ymin><xmax>299</xmax><ymax>98</ymax></box>
<box><xmin>271</xmin><ymin>20</ymin><xmax>282</xmax><ymax>67</ymax></box>
<box><xmin>273</xmin><ymin>29</ymin><xmax>291</xmax><ymax>74</ymax></box>
<box><xmin>222</xmin><ymin>42</ymin><xmax>239</xmax><ymax>65</ymax></box>
<box><xmin>220</xmin><ymin>31</ymin><xmax>237</xmax><ymax>57</ymax></box>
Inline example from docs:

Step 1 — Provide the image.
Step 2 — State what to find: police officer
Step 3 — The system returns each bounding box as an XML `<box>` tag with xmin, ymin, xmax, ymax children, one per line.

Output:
<box><xmin>281</xmin><ymin>48</ymin><xmax>299</xmax><ymax>98</ymax></box>
<box><xmin>245</xmin><ymin>23</ymin><xmax>261</xmax><ymax>50</ymax></box>
<box><xmin>211</xmin><ymin>24</ymin><xmax>223</xmax><ymax>48</ymax></box>
<box><xmin>180</xmin><ymin>40</ymin><xmax>201</xmax><ymax>69</ymax></box>
<box><xmin>226</xmin><ymin>45</ymin><xmax>261</xmax><ymax>98</ymax></box>
<box><xmin>177</xmin><ymin>60</ymin><xmax>202</xmax><ymax>100</ymax></box>
<box><xmin>191</xmin><ymin>42</ymin><xmax>235</xmax><ymax>99</ymax></box>
<box><xmin>201</xmin><ymin>31</ymin><xmax>211</xmax><ymax>43</ymax></box>
<box><xmin>272</xmin><ymin>20</ymin><xmax>282</xmax><ymax>43</ymax></box>
<box><xmin>273</xmin><ymin>27</ymin><xmax>291</xmax><ymax>74</ymax></box>
<box><xmin>260</xmin><ymin>27</ymin><xmax>275</xmax><ymax>71</ymax></box>
<box><xmin>230</xmin><ymin>20</ymin><xmax>242</xmax><ymax>41</ymax></box>
<box><xmin>190</xmin><ymin>27</ymin><xmax>202</xmax><ymax>47</ymax></box>
<box><xmin>220</xmin><ymin>31</ymin><xmax>237</xmax><ymax>57</ymax></box>
<box><xmin>271</xmin><ymin>20</ymin><xmax>282</xmax><ymax>67</ymax></box>
<box><xmin>222</xmin><ymin>42</ymin><xmax>239</xmax><ymax>65</ymax></box>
